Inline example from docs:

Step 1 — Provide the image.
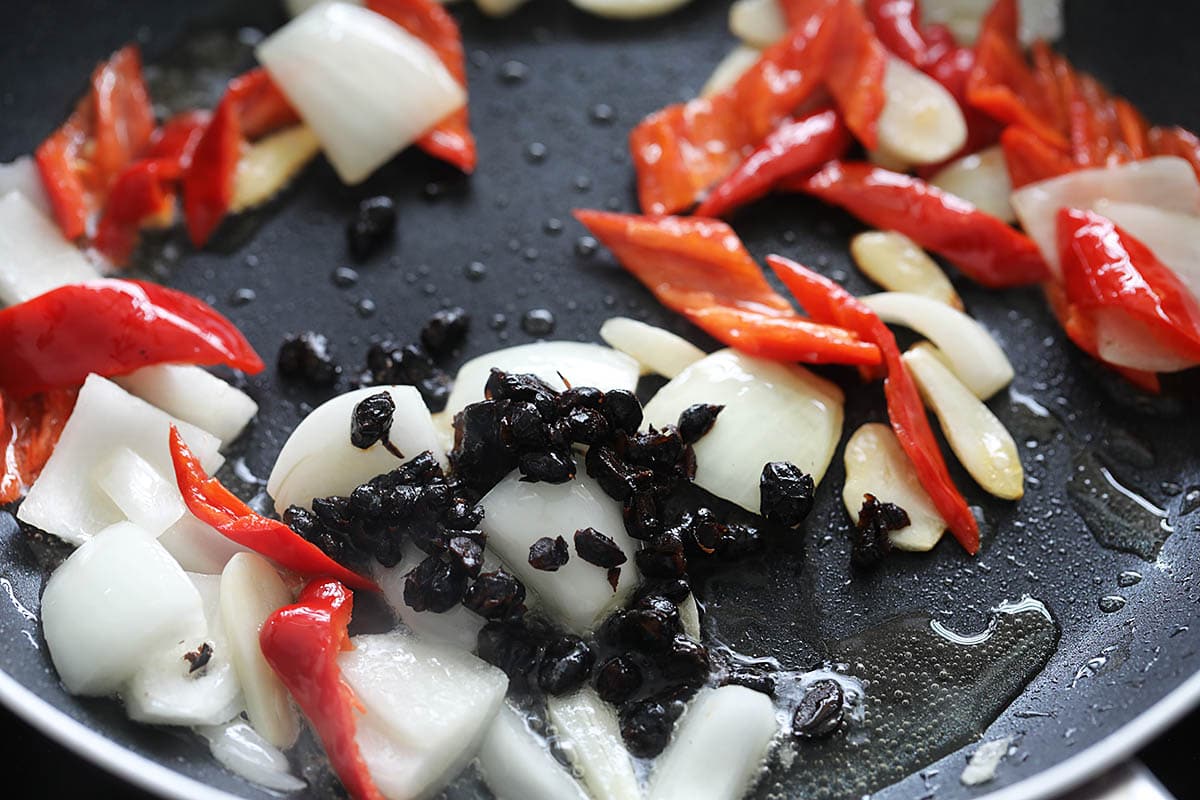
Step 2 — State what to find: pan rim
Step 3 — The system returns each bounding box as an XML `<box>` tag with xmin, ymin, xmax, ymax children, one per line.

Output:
<box><xmin>3</xmin><ymin>659</ymin><xmax>1199</xmax><ymax>800</ymax></box>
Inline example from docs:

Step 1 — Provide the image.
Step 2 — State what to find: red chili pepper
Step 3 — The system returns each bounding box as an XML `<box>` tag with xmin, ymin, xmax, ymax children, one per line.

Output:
<box><xmin>694</xmin><ymin>109</ymin><xmax>851</xmax><ymax>218</ymax></box>
<box><xmin>999</xmin><ymin>125</ymin><xmax>1074</xmax><ymax>188</ymax></box>
<box><xmin>863</xmin><ymin>0</ymin><xmax>927</xmax><ymax>65</ymax></box>
<box><xmin>366</xmin><ymin>0</ymin><xmax>475</xmax><ymax>173</ymax></box>
<box><xmin>182</xmin><ymin>100</ymin><xmax>242</xmax><ymax>247</ymax></box>
<box><xmin>94</xmin><ymin>159</ymin><xmax>180</xmax><ymax>264</ymax></box>
<box><xmin>225</xmin><ymin>68</ymin><xmax>302</xmax><ymax>142</ymax></box>
<box><xmin>822</xmin><ymin>0</ymin><xmax>889</xmax><ymax>150</ymax></box>
<box><xmin>0</xmin><ymin>280</ymin><xmax>263</xmax><ymax>397</ymax></box>
<box><xmin>1057</xmin><ymin>208</ymin><xmax>1200</xmax><ymax>364</ymax></box>
<box><xmin>797</xmin><ymin>160</ymin><xmax>1049</xmax><ymax>287</ymax></box>
<box><xmin>1028</xmin><ymin>41</ymin><xmax>1067</xmax><ymax>138</ymax></box>
<box><xmin>766</xmin><ymin>254</ymin><xmax>981</xmax><ymax>554</ymax></box>
<box><xmin>169</xmin><ymin>428</ymin><xmax>379</xmax><ymax>592</ymax></box>
<box><xmin>35</xmin><ymin>124</ymin><xmax>91</xmax><ymax>240</ymax></box>
<box><xmin>0</xmin><ymin>389</ymin><xmax>78</xmax><ymax>505</ymax></box>
<box><xmin>573</xmin><ymin>209</ymin><xmax>882</xmax><ymax>366</ymax></box>
<box><xmin>260</xmin><ymin>579</ymin><xmax>385</xmax><ymax>800</ymax></box>
<box><xmin>1149</xmin><ymin>126</ymin><xmax>1200</xmax><ymax>183</ymax></box>
<box><xmin>147</xmin><ymin>110</ymin><xmax>213</xmax><ymax>168</ymax></box>
<box><xmin>1042</xmin><ymin>282</ymin><xmax>1161</xmax><ymax>392</ymax></box>
<box><xmin>629</xmin><ymin>0</ymin><xmax>838</xmax><ymax>215</ymax></box>
<box><xmin>1114</xmin><ymin>99</ymin><xmax>1150</xmax><ymax>160</ymax></box>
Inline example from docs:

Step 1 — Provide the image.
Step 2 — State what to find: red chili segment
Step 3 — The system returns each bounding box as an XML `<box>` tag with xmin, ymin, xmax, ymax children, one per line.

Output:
<box><xmin>0</xmin><ymin>280</ymin><xmax>263</xmax><ymax>397</ymax></box>
<box><xmin>94</xmin><ymin>159</ymin><xmax>180</xmax><ymax>264</ymax></box>
<box><xmin>225</xmin><ymin>68</ymin><xmax>303</xmax><ymax>141</ymax></box>
<box><xmin>0</xmin><ymin>389</ymin><xmax>78</xmax><ymax>505</ymax></box>
<box><xmin>1042</xmin><ymin>282</ymin><xmax>1161</xmax><ymax>393</ymax></box>
<box><xmin>169</xmin><ymin>428</ymin><xmax>378</xmax><ymax>592</ymax></box>
<box><xmin>822</xmin><ymin>0</ymin><xmax>889</xmax><ymax>150</ymax></box>
<box><xmin>999</xmin><ymin>125</ymin><xmax>1074</xmax><ymax>188</ymax></box>
<box><xmin>182</xmin><ymin>100</ymin><xmax>242</xmax><ymax>248</ymax></box>
<box><xmin>798</xmin><ymin>161</ymin><xmax>1049</xmax><ymax>287</ymax></box>
<box><xmin>766</xmin><ymin>255</ymin><xmax>980</xmax><ymax>554</ymax></box>
<box><xmin>260</xmin><ymin>579</ymin><xmax>385</xmax><ymax>800</ymax></box>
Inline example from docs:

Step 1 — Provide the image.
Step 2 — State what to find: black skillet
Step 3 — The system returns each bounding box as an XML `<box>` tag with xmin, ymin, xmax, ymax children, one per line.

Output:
<box><xmin>2</xmin><ymin>1</ymin><xmax>1200</xmax><ymax>798</ymax></box>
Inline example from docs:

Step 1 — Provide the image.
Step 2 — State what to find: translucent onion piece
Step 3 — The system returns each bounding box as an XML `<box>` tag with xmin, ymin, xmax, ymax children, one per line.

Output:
<box><xmin>876</xmin><ymin>57</ymin><xmax>967</xmax><ymax>166</ymax></box>
<box><xmin>701</xmin><ymin>45</ymin><xmax>762</xmax><ymax>98</ymax></box>
<box><xmin>41</xmin><ymin>522</ymin><xmax>206</xmax><ymax>696</ymax></box>
<box><xmin>728</xmin><ymin>0</ymin><xmax>785</xmax><ymax>47</ymax></box>
<box><xmin>568</xmin><ymin>0</ymin><xmax>692</xmax><ymax>18</ymax></box>
<box><xmin>646</xmin><ymin>686</ymin><xmax>778</xmax><ymax>800</ymax></box>
<box><xmin>642</xmin><ymin>349</ymin><xmax>844</xmax><ymax>514</ymax></box>
<box><xmin>842</xmin><ymin>423</ymin><xmax>945</xmax><ymax>551</ymax></box>
<box><xmin>267</xmin><ymin>385</ymin><xmax>445</xmax><ymax>515</ymax></box>
<box><xmin>196</xmin><ymin>719</ymin><xmax>306</xmax><ymax>792</ymax></box>
<box><xmin>478</xmin><ymin>704</ymin><xmax>589</xmax><ymax>800</ymax></box>
<box><xmin>220</xmin><ymin>553</ymin><xmax>300</xmax><ymax>749</ymax></box>
<box><xmin>1089</xmin><ymin>308</ymin><xmax>1200</xmax><ymax>373</ymax></box>
<box><xmin>547</xmin><ymin>688</ymin><xmax>640</xmax><ymax>800</ymax></box>
<box><xmin>861</xmin><ymin>292</ymin><xmax>1013</xmax><ymax>399</ymax></box>
<box><xmin>94</xmin><ymin>447</ymin><xmax>186</xmax><ymax>537</ymax></box>
<box><xmin>929</xmin><ymin>145</ymin><xmax>1014</xmax><ymax>223</ymax></box>
<box><xmin>231</xmin><ymin>125</ymin><xmax>320</xmax><ymax>212</ymax></box>
<box><xmin>0</xmin><ymin>191</ymin><xmax>98</xmax><ymax>307</ymax></box>
<box><xmin>18</xmin><ymin>375</ymin><xmax>224</xmax><ymax>546</ymax></box>
<box><xmin>599</xmin><ymin>317</ymin><xmax>706</xmax><ymax>378</ymax></box>
<box><xmin>1010</xmin><ymin>156</ymin><xmax>1200</xmax><ymax>277</ymax></box>
<box><xmin>903</xmin><ymin>344</ymin><xmax>1024</xmax><ymax>499</ymax></box>
<box><xmin>476</xmin><ymin>0</ymin><xmax>529</xmax><ymax>15</ymax></box>
<box><xmin>850</xmin><ymin>231</ymin><xmax>962</xmax><ymax>309</ymax></box>
<box><xmin>113</xmin><ymin>364</ymin><xmax>258</xmax><ymax>447</ymax></box>
<box><xmin>921</xmin><ymin>0</ymin><xmax>1063</xmax><ymax>46</ymax></box>
<box><xmin>257</xmin><ymin>2</ymin><xmax>465</xmax><ymax>185</ymax></box>
<box><xmin>1093</xmin><ymin>200</ymin><xmax>1200</xmax><ymax>306</ymax></box>
<box><xmin>0</xmin><ymin>157</ymin><xmax>50</xmax><ymax>216</ymax></box>
<box><xmin>159</xmin><ymin>512</ymin><xmax>250</xmax><ymax>575</ymax></box>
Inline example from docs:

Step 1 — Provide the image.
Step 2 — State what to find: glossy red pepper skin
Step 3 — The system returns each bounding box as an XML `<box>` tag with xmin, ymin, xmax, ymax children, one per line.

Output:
<box><xmin>147</xmin><ymin>110</ymin><xmax>213</xmax><ymax>168</ymax></box>
<box><xmin>1000</xmin><ymin>124</ymin><xmax>1074</xmax><ymax>188</ymax></box>
<box><xmin>182</xmin><ymin>100</ymin><xmax>242</xmax><ymax>248</ymax></box>
<box><xmin>224</xmin><ymin>68</ymin><xmax>302</xmax><ymax>141</ymax></box>
<box><xmin>366</xmin><ymin>0</ymin><xmax>475</xmax><ymax>173</ymax></box>
<box><xmin>1057</xmin><ymin>208</ymin><xmax>1200</xmax><ymax>364</ymax></box>
<box><xmin>1042</xmin><ymin>283</ymin><xmax>1161</xmax><ymax>393</ymax></box>
<box><xmin>629</xmin><ymin>0</ymin><xmax>838</xmax><ymax>215</ymax></box>
<box><xmin>260</xmin><ymin>579</ymin><xmax>385</xmax><ymax>800</ymax></box>
<box><xmin>767</xmin><ymin>255</ymin><xmax>981</xmax><ymax>554</ymax></box>
<box><xmin>94</xmin><ymin>159</ymin><xmax>180</xmax><ymax>264</ymax></box>
<box><xmin>574</xmin><ymin>209</ymin><xmax>882</xmax><ymax>366</ymax></box>
<box><xmin>863</xmin><ymin>0</ymin><xmax>927</xmax><ymax>64</ymax></box>
<box><xmin>169</xmin><ymin>428</ymin><xmax>379</xmax><ymax>592</ymax></box>
<box><xmin>0</xmin><ymin>280</ymin><xmax>263</xmax><ymax>397</ymax></box>
<box><xmin>798</xmin><ymin>161</ymin><xmax>1049</xmax><ymax>288</ymax></box>
<box><xmin>694</xmin><ymin>109</ymin><xmax>851</xmax><ymax>218</ymax></box>
<box><xmin>822</xmin><ymin>0</ymin><xmax>889</xmax><ymax>150</ymax></box>
<box><xmin>1149</xmin><ymin>126</ymin><xmax>1200</xmax><ymax>183</ymax></box>
<box><xmin>0</xmin><ymin>389</ymin><xmax>78</xmax><ymax>505</ymax></box>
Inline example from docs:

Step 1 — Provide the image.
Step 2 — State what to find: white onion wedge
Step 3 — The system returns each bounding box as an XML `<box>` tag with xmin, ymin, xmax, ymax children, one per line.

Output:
<box><xmin>861</xmin><ymin>292</ymin><xmax>1013</xmax><ymax>399</ymax></box>
<box><xmin>929</xmin><ymin>145</ymin><xmax>1014</xmax><ymax>223</ymax></box>
<box><xmin>921</xmin><ymin>0</ymin><xmax>1063</xmax><ymax>46</ymax></box>
<box><xmin>339</xmin><ymin>633</ymin><xmax>507</xmax><ymax>800</ymax></box>
<box><xmin>124</xmin><ymin>573</ymin><xmax>243</xmax><ymax>727</ymax></box>
<box><xmin>41</xmin><ymin>522</ymin><xmax>206</xmax><ymax>696</ymax></box>
<box><xmin>480</xmin><ymin>460</ymin><xmax>638</xmax><ymax>633</ymax></box>
<box><xmin>113</xmin><ymin>364</ymin><xmax>258</xmax><ymax>446</ymax></box>
<box><xmin>438</xmin><ymin>342</ymin><xmax>639</xmax><ymax>441</ymax></box>
<box><xmin>375</xmin><ymin>544</ymin><xmax>488</xmax><ymax>652</ymax></box>
<box><xmin>95</xmin><ymin>447</ymin><xmax>186</xmax><ymax>537</ymax></box>
<box><xmin>267</xmin><ymin>385</ymin><xmax>444</xmax><ymax>515</ymax></box>
<box><xmin>642</xmin><ymin>349</ymin><xmax>843</xmax><ymax>514</ymax></box>
<box><xmin>903</xmin><ymin>344</ymin><xmax>1024</xmax><ymax>500</ymax></box>
<box><xmin>1088</xmin><ymin>308</ymin><xmax>1200</xmax><ymax>373</ymax></box>
<box><xmin>196</xmin><ymin>720</ymin><xmax>306</xmax><ymax>792</ymax></box>
<box><xmin>476</xmin><ymin>0</ymin><xmax>530</xmax><ymax>17</ymax></box>
<box><xmin>1010</xmin><ymin>157</ymin><xmax>1200</xmax><ymax>277</ymax></box>
<box><xmin>0</xmin><ymin>157</ymin><xmax>50</xmax><ymax>216</ymax></box>
<box><xmin>231</xmin><ymin>125</ymin><xmax>321</xmax><ymax>212</ymax></box>
<box><xmin>19</xmin><ymin>375</ymin><xmax>224</xmax><ymax>546</ymax></box>
<box><xmin>842</xmin><ymin>424</ymin><xmax>945</xmax><ymax>552</ymax></box>
<box><xmin>729</xmin><ymin>0</ymin><xmax>785</xmax><ymax>48</ymax></box>
<box><xmin>701</xmin><ymin>45</ymin><xmax>761</xmax><ymax>98</ymax></box>
<box><xmin>599</xmin><ymin>317</ymin><xmax>706</xmax><ymax>378</ymax></box>
<box><xmin>569</xmin><ymin>0</ymin><xmax>692</xmax><ymax>18</ymax></box>
<box><xmin>678</xmin><ymin>593</ymin><xmax>701</xmax><ymax>641</ymax></box>
<box><xmin>547</xmin><ymin>689</ymin><xmax>640</xmax><ymax>800</ymax></box>
<box><xmin>646</xmin><ymin>686</ymin><xmax>778</xmax><ymax>800</ymax></box>
<box><xmin>220</xmin><ymin>553</ymin><xmax>300</xmax><ymax>749</ymax></box>
<box><xmin>876</xmin><ymin>57</ymin><xmax>967</xmax><ymax>167</ymax></box>
<box><xmin>159</xmin><ymin>512</ymin><xmax>250</xmax><ymax>574</ymax></box>
<box><xmin>1093</xmin><ymin>200</ymin><xmax>1200</xmax><ymax>304</ymax></box>
<box><xmin>0</xmin><ymin>191</ymin><xmax>98</xmax><ymax>306</ymax></box>
<box><xmin>479</xmin><ymin>704</ymin><xmax>589</xmax><ymax>800</ymax></box>
<box><xmin>257</xmin><ymin>2</ymin><xmax>465</xmax><ymax>185</ymax></box>
<box><xmin>283</xmin><ymin>0</ymin><xmax>359</xmax><ymax>17</ymax></box>
<box><xmin>850</xmin><ymin>231</ymin><xmax>962</xmax><ymax>309</ymax></box>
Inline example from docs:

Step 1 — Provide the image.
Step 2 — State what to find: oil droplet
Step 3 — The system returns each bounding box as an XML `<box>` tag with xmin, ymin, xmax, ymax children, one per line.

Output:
<box><xmin>498</xmin><ymin>60</ymin><xmax>528</xmax><ymax>84</ymax></box>
<box><xmin>590</xmin><ymin>103</ymin><xmax>615</xmax><ymax>124</ymax></box>
<box><xmin>1117</xmin><ymin>571</ymin><xmax>1142</xmax><ymax>588</ymax></box>
<box><xmin>356</xmin><ymin>298</ymin><xmax>377</xmax><ymax>318</ymax></box>
<box><xmin>525</xmin><ymin>142</ymin><xmax>548</xmax><ymax>163</ymax></box>
<box><xmin>1098</xmin><ymin>595</ymin><xmax>1126</xmax><ymax>613</ymax></box>
<box><xmin>469</xmin><ymin>49</ymin><xmax>489</xmax><ymax>69</ymax></box>
<box><xmin>1067</xmin><ymin>449</ymin><xmax>1172</xmax><ymax>560</ymax></box>
<box><xmin>575</xmin><ymin>236</ymin><xmax>598</xmax><ymax>257</ymax></box>
<box><xmin>464</xmin><ymin>261</ymin><xmax>487</xmax><ymax>282</ymax></box>
<box><xmin>521</xmin><ymin>308</ymin><xmax>556</xmax><ymax>337</ymax></box>
<box><xmin>332</xmin><ymin>266</ymin><xmax>359</xmax><ymax>288</ymax></box>
<box><xmin>573</xmin><ymin>175</ymin><xmax>592</xmax><ymax>192</ymax></box>
<box><xmin>229</xmin><ymin>287</ymin><xmax>256</xmax><ymax>306</ymax></box>
<box><xmin>490</xmin><ymin>313</ymin><xmax>508</xmax><ymax>331</ymax></box>
<box><xmin>543</xmin><ymin>218</ymin><xmax>564</xmax><ymax>236</ymax></box>
<box><xmin>422</xmin><ymin>182</ymin><xmax>441</xmax><ymax>200</ymax></box>
<box><xmin>523</xmin><ymin>247</ymin><xmax>540</xmax><ymax>262</ymax></box>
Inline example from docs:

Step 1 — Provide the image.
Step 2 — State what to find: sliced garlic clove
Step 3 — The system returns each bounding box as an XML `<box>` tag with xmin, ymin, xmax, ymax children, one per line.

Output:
<box><xmin>842</xmin><ymin>423</ymin><xmax>946</xmax><ymax>552</ymax></box>
<box><xmin>700</xmin><ymin>45</ymin><xmax>761</xmax><ymax>98</ymax></box>
<box><xmin>567</xmin><ymin>0</ymin><xmax>693</xmax><ymax>19</ymax></box>
<box><xmin>728</xmin><ymin>0</ymin><xmax>785</xmax><ymax>48</ymax></box>
<box><xmin>875</xmin><ymin>57</ymin><xmax>967</xmax><ymax>167</ymax></box>
<box><xmin>478</xmin><ymin>704</ymin><xmax>589</xmax><ymax>800</ymax></box>
<box><xmin>599</xmin><ymin>317</ymin><xmax>706</xmax><ymax>378</ymax></box>
<box><xmin>475</xmin><ymin>0</ymin><xmax>530</xmax><ymax>16</ymax></box>
<box><xmin>850</xmin><ymin>231</ymin><xmax>962</xmax><ymax>309</ymax></box>
<box><xmin>929</xmin><ymin>145</ymin><xmax>1014</xmax><ymax>223</ymax></box>
<box><xmin>903</xmin><ymin>344</ymin><xmax>1024</xmax><ymax>500</ymax></box>
<box><xmin>547</xmin><ymin>688</ymin><xmax>640</xmax><ymax>800</ymax></box>
<box><xmin>231</xmin><ymin>125</ymin><xmax>321</xmax><ymax>212</ymax></box>
<box><xmin>861</xmin><ymin>292</ymin><xmax>1013</xmax><ymax>399</ymax></box>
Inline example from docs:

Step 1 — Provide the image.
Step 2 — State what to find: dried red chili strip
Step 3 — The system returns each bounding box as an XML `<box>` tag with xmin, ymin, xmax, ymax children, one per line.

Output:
<box><xmin>225</xmin><ymin>68</ymin><xmax>302</xmax><ymax>141</ymax></box>
<box><xmin>181</xmin><ymin>100</ymin><xmax>241</xmax><ymax>247</ymax></box>
<box><xmin>1149</xmin><ymin>126</ymin><xmax>1200</xmax><ymax>183</ymax></box>
<box><xmin>999</xmin><ymin>125</ymin><xmax>1074</xmax><ymax>188</ymax></box>
<box><xmin>0</xmin><ymin>389</ymin><xmax>78</xmax><ymax>505</ymax></box>
<box><xmin>823</xmin><ymin>0</ymin><xmax>889</xmax><ymax>150</ymax></box>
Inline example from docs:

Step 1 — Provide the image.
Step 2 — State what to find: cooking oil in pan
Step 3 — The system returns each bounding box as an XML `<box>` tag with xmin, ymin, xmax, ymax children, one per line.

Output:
<box><xmin>1067</xmin><ymin>449</ymin><xmax>1172</xmax><ymax>560</ymax></box>
<box><xmin>756</xmin><ymin>597</ymin><xmax>1059</xmax><ymax>800</ymax></box>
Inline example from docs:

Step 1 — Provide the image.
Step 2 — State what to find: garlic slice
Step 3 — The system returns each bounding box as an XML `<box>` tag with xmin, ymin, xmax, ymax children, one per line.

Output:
<box><xmin>728</xmin><ymin>0</ymin><xmax>785</xmax><ymax>48</ymax></box>
<box><xmin>929</xmin><ymin>145</ymin><xmax>1015</xmax><ymax>223</ymax></box>
<box><xmin>701</xmin><ymin>45</ymin><xmax>761</xmax><ymax>98</ymax></box>
<box><xmin>475</xmin><ymin>0</ymin><xmax>529</xmax><ymax>16</ymax></box>
<box><xmin>231</xmin><ymin>125</ymin><xmax>320</xmax><ymax>212</ymax></box>
<box><xmin>861</xmin><ymin>292</ymin><xmax>1013</xmax><ymax>399</ymax></box>
<box><xmin>903</xmin><ymin>344</ymin><xmax>1023</xmax><ymax>500</ymax></box>
<box><xmin>599</xmin><ymin>317</ymin><xmax>706</xmax><ymax>378</ymax></box>
<box><xmin>547</xmin><ymin>689</ymin><xmax>640</xmax><ymax>800</ymax></box>
<box><xmin>875</xmin><ymin>57</ymin><xmax>967</xmax><ymax>167</ymax></box>
<box><xmin>842</xmin><ymin>423</ymin><xmax>946</xmax><ymax>552</ymax></box>
<box><xmin>850</xmin><ymin>231</ymin><xmax>962</xmax><ymax>309</ymax></box>
<box><xmin>568</xmin><ymin>0</ymin><xmax>693</xmax><ymax>19</ymax></box>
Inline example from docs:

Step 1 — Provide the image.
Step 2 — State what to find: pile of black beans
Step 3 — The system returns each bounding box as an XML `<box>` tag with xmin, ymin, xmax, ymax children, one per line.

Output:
<box><xmin>360</xmin><ymin>308</ymin><xmax>468</xmax><ymax>412</ymax></box>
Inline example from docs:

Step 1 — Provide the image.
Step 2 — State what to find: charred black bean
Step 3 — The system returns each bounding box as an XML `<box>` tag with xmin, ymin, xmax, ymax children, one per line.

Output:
<box><xmin>420</xmin><ymin>307</ymin><xmax>470</xmax><ymax>360</ymax></box>
<box><xmin>528</xmin><ymin>535</ymin><xmax>570</xmax><ymax>571</ymax></box>
<box><xmin>659</xmin><ymin>636</ymin><xmax>710</xmax><ymax>686</ymax></box>
<box><xmin>538</xmin><ymin>635</ymin><xmax>595</xmax><ymax>695</ymax></box>
<box><xmin>278</xmin><ymin>332</ymin><xmax>341</xmax><ymax>386</ymax></box>
<box><xmin>346</xmin><ymin>196</ymin><xmax>396</xmax><ymax>261</ymax></box>
<box><xmin>447</xmin><ymin>535</ymin><xmax>484</xmax><ymax>578</ymax></box>
<box><xmin>851</xmin><ymin>493</ymin><xmax>909</xmax><ymax>568</ymax></box>
<box><xmin>463</xmin><ymin>570</ymin><xmax>526</xmax><ymax>620</ymax></box>
<box><xmin>404</xmin><ymin>555</ymin><xmax>468</xmax><ymax>613</ymax></box>
<box><xmin>573</xmin><ymin>527</ymin><xmax>628</xmax><ymax>568</ymax></box>
<box><xmin>622</xmin><ymin>490</ymin><xmax>662</xmax><ymax>541</ymax></box>
<box><xmin>634</xmin><ymin>530</ymin><xmax>687</xmax><ymax>579</ymax></box>
<box><xmin>676</xmin><ymin>403</ymin><xmax>723</xmax><ymax>444</ymax></box>
<box><xmin>602</xmin><ymin>389</ymin><xmax>643</xmax><ymax>433</ymax></box>
<box><xmin>619</xmin><ymin>695</ymin><xmax>682</xmax><ymax>758</ymax></box>
<box><xmin>518</xmin><ymin>449</ymin><xmax>575</xmax><ymax>484</ymax></box>
<box><xmin>351</xmin><ymin>391</ymin><xmax>396</xmax><ymax>450</ymax></box>
<box><xmin>595</xmin><ymin>655</ymin><xmax>643</xmax><ymax>705</ymax></box>
<box><xmin>484</xmin><ymin>369</ymin><xmax>560</xmax><ymax>415</ymax></box>
<box><xmin>499</xmin><ymin>401</ymin><xmax>548</xmax><ymax>451</ymax></box>
<box><xmin>760</xmin><ymin>461</ymin><xmax>815</xmax><ymax>528</ymax></box>
<box><xmin>792</xmin><ymin>679</ymin><xmax>845</xmax><ymax>739</ymax></box>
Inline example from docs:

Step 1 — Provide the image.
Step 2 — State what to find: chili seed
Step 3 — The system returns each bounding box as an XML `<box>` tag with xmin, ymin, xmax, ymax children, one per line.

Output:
<box><xmin>538</xmin><ymin>635</ymin><xmax>596</xmax><ymax>695</ymax></box>
<box><xmin>595</xmin><ymin>655</ymin><xmax>643</xmax><ymax>704</ymax></box>
<box><xmin>347</xmin><ymin>196</ymin><xmax>396</xmax><ymax>261</ymax></box>
<box><xmin>792</xmin><ymin>679</ymin><xmax>845</xmax><ymax>739</ymax></box>
<box><xmin>528</xmin><ymin>535</ymin><xmax>570</xmax><ymax>571</ymax></box>
<box><xmin>759</xmin><ymin>461</ymin><xmax>815</xmax><ymax>528</ymax></box>
<box><xmin>676</xmin><ymin>403</ymin><xmax>723</xmax><ymax>445</ymax></box>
